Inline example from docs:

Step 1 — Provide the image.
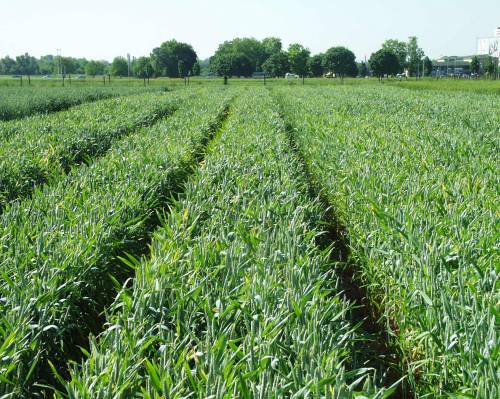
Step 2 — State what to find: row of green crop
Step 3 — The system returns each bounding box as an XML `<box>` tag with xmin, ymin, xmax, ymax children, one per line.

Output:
<box><xmin>57</xmin><ymin>89</ymin><xmax>393</xmax><ymax>398</ymax></box>
<box><xmin>274</xmin><ymin>85</ymin><xmax>499</xmax><ymax>398</ymax></box>
<box><xmin>0</xmin><ymin>87</ymin><xmax>231</xmax><ymax>396</ymax></box>
<box><xmin>0</xmin><ymin>91</ymin><xmax>185</xmax><ymax>211</ymax></box>
<box><xmin>0</xmin><ymin>85</ymin><xmax>168</xmax><ymax>121</ymax></box>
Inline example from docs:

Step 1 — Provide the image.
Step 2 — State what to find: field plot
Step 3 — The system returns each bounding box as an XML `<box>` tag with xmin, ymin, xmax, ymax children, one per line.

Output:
<box><xmin>60</xmin><ymin>88</ymin><xmax>392</xmax><ymax>398</ymax></box>
<box><xmin>274</xmin><ymin>85</ymin><xmax>499</xmax><ymax>397</ymax></box>
<box><xmin>0</xmin><ymin>91</ymin><xmax>184</xmax><ymax>211</ymax></box>
<box><xmin>0</xmin><ymin>87</ymin><xmax>231</xmax><ymax>396</ymax></box>
<box><xmin>0</xmin><ymin>85</ymin><xmax>167</xmax><ymax>121</ymax></box>
<box><xmin>0</xmin><ymin>82</ymin><xmax>497</xmax><ymax>398</ymax></box>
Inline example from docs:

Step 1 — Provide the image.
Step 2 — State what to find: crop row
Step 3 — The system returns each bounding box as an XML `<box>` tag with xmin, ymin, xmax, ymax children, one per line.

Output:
<box><xmin>274</xmin><ymin>85</ymin><xmax>499</xmax><ymax>398</ymax></box>
<box><xmin>0</xmin><ymin>87</ymin><xmax>231</xmax><ymax>396</ymax></box>
<box><xmin>0</xmin><ymin>85</ymin><xmax>167</xmax><ymax>121</ymax></box>
<box><xmin>0</xmin><ymin>91</ymin><xmax>185</xmax><ymax>211</ymax></box>
<box><xmin>58</xmin><ymin>88</ymin><xmax>395</xmax><ymax>399</ymax></box>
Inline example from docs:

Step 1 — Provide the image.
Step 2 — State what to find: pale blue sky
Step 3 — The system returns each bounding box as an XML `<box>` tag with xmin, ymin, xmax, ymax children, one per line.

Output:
<box><xmin>0</xmin><ymin>0</ymin><xmax>498</xmax><ymax>61</ymax></box>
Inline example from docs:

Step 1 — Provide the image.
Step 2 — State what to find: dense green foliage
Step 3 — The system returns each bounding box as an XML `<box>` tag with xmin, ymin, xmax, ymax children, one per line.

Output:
<box><xmin>0</xmin><ymin>88</ymin><xmax>231</xmax><ymax>396</ymax></box>
<box><xmin>110</xmin><ymin>56</ymin><xmax>129</xmax><ymax>77</ymax></box>
<box><xmin>0</xmin><ymin>92</ymin><xmax>179</xmax><ymax>209</ymax></box>
<box><xmin>369</xmin><ymin>49</ymin><xmax>401</xmax><ymax>78</ymax></box>
<box><xmin>0</xmin><ymin>85</ymin><xmax>165</xmax><ymax>121</ymax></box>
<box><xmin>323</xmin><ymin>47</ymin><xmax>358</xmax><ymax>78</ymax></box>
<box><xmin>151</xmin><ymin>40</ymin><xmax>198</xmax><ymax>78</ymax></box>
<box><xmin>274</xmin><ymin>85</ymin><xmax>499</xmax><ymax>398</ymax></box>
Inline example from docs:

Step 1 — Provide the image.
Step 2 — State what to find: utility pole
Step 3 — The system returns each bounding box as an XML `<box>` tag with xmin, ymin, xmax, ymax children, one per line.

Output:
<box><xmin>56</xmin><ymin>49</ymin><xmax>61</xmax><ymax>76</ymax></box>
<box><xmin>127</xmin><ymin>53</ymin><xmax>131</xmax><ymax>80</ymax></box>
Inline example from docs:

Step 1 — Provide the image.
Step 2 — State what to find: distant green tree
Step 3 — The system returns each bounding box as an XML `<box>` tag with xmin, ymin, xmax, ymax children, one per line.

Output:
<box><xmin>470</xmin><ymin>56</ymin><xmax>480</xmax><ymax>76</ymax></box>
<box><xmin>74</xmin><ymin>58</ymin><xmax>88</xmax><ymax>74</ymax></box>
<box><xmin>0</xmin><ymin>56</ymin><xmax>18</xmax><ymax>75</ymax></box>
<box><xmin>211</xmin><ymin>38</ymin><xmax>266</xmax><ymax>76</ymax></box>
<box><xmin>210</xmin><ymin>53</ymin><xmax>233</xmax><ymax>78</ymax></box>
<box><xmin>85</xmin><ymin>60</ymin><xmax>106</xmax><ymax>77</ymax></box>
<box><xmin>192</xmin><ymin>61</ymin><xmax>201</xmax><ymax>76</ymax></box>
<box><xmin>262</xmin><ymin>37</ymin><xmax>282</xmax><ymax>58</ymax></box>
<box><xmin>16</xmin><ymin>53</ymin><xmax>38</xmax><ymax>77</ymax></box>
<box><xmin>288</xmin><ymin>43</ymin><xmax>310</xmax><ymax>83</ymax></box>
<box><xmin>382</xmin><ymin>39</ymin><xmax>407</xmax><ymax>72</ymax></box>
<box><xmin>484</xmin><ymin>56</ymin><xmax>497</xmax><ymax>78</ymax></box>
<box><xmin>262</xmin><ymin>51</ymin><xmax>290</xmax><ymax>77</ymax></box>
<box><xmin>110</xmin><ymin>56</ymin><xmax>128</xmax><ymax>77</ymax></box>
<box><xmin>423</xmin><ymin>56</ymin><xmax>433</xmax><ymax>76</ymax></box>
<box><xmin>308</xmin><ymin>54</ymin><xmax>324</xmax><ymax>77</ymax></box>
<box><xmin>358</xmin><ymin>61</ymin><xmax>369</xmax><ymax>77</ymax></box>
<box><xmin>369</xmin><ymin>48</ymin><xmax>400</xmax><ymax>80</ymax></box>
<box><xmin>38</xmin><ymin>55</ymin><xmax>56</xmax><ymax>74</ymax></box>
<box><xmin>231</xmin><ymin>54</ymin><xmax>253</xmax><ymax>76</ymax></box>
<box><xmin>150</xmin><ymin>40</ymin><xmax>197</xmax><ymax>77</ymax></box>
<box><xmin>60</xmin><ymin>57</ymin><xmax>78</xmax><ymax>75</ymax></box>
<box><xmin>197</xmin><ymin>58</ymin><xmax>210</xmax><ymax>75</ymax></box>
<box><xmin>323</xmin><ymin>47</ymin><xmax>357</xmax><ymax>80</ymax></box>
<box><xmin>134</xmin><ymin>56</ymin><xmax>154</xmax><ymax>80</ymax></box>
<box><xmin>407</xmin><ymin>36</ymin><xmax>425</xmax><ymax>77</ymax></box>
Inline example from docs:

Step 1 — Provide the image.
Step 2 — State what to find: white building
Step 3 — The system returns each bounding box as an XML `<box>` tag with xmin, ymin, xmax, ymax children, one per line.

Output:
<box><xmin>477</xmin><ymin>27</ymin><xmax>500</xmax><ymax>60</ymax></box>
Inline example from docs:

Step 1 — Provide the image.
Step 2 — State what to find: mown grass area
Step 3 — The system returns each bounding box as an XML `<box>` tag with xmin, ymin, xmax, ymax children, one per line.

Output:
<box><xmin>2</xmin><ymin>74</ymin><xmax>498</xmax><ymax>94</ymax></box>
<box><xmin>274</xmin><ymin>84</ymin><xmax>499</xmax><ymax>398</ymax></box>
<box><xmin>386</xmin><ymin>78</ymin><xmax>500</xmax><ymax>95</ymax></box>
<box><xmin>0</xmin><ymin>87</ymin><xmax>232</xmax><ymax>396</ymax></box>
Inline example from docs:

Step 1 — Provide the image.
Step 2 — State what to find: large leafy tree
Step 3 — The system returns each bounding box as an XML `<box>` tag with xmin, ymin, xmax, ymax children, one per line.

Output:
<box><xmin>323</xmin><ymin>47</ymin><xmax>357</xmax><ymax>79</ymax></box>
<box><xmin>209</xmin><ymin>53</ymin><xmax>233</xmax><ymax>77</ymax></box>
<box><xmin>262</xmin><ymin>51</ymin><xmax>290</xmax><ymax>77</ymax></box>
<box><xmin>150</xmin><ymin>40</ymin><xmax>197</xmax><ymax>78</ymax></box>
<box><xmin>288</xmin><ymin>43</ymin><xmax>310</xmax><ymax>80</ymax></box>
<box><xmin>111</xmin><ymin>56</ymin><xmax>128</xmax><ymax>77</ymax></box>
<box><xmin>308</xmin><ymin>54</ymin><xmax>324</xmax><ymax>77</ymax></box>
<box><xmin>210</xmin><ymin>38</ymin><xmax>266</xmax><ymax>76</ymax></box>
<box><xmin>369</xmin><ymin>48</ymin><xmax>400</xmax><ymax>79</ymax></box>
<box><xmin>16</xmin><ymin>53</ymin><xmax>38</xmax><ymax>76</ymax></box>
<box><xmin>0</xmin><ymin>56</ymin><xmax>18</xmax><ymax>75</ymax></box>
<box><xmin>382</xmin><ymin>39</ymin><xmax>407</xmax><ymax>73</ymax></box>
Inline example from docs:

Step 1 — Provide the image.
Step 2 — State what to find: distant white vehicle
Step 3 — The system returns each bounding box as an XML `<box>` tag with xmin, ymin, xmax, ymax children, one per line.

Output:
<box><xmin>285</xmin><ymin>72</ymin><xmax>299</xmax><ymax>79</ymax></box>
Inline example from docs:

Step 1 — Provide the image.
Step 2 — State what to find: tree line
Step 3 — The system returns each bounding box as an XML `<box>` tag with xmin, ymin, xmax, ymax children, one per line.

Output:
<box><xmin>2</xmin><ymin>36</ymin><xmax>496</xmax><ymax>80</ymax></box>
<box><xmin>0</xmin><ymin>40</ymin><xmax>200</xmax><ymax>80</ymax></box>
